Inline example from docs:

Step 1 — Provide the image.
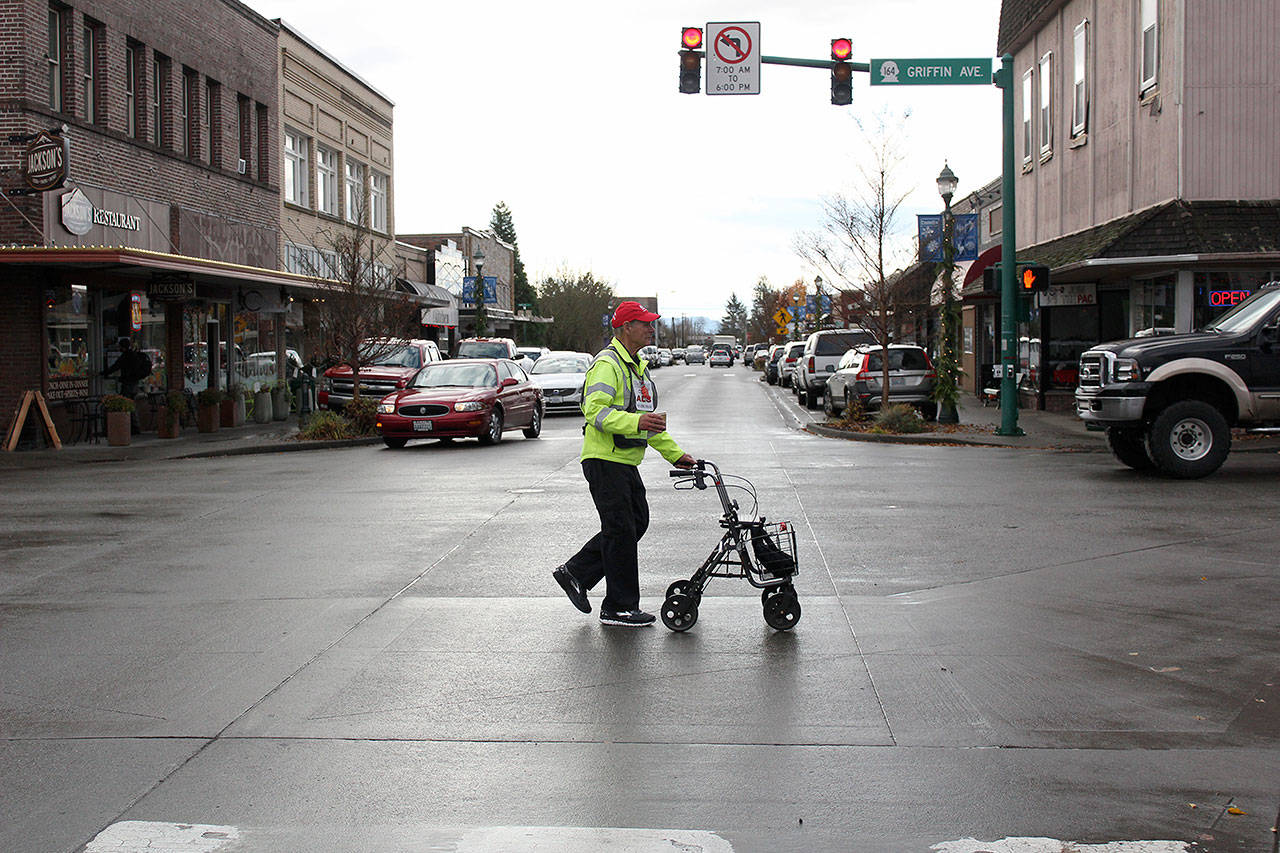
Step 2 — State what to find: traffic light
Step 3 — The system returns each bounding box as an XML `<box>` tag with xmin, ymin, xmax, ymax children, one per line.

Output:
<box><xmin>679</xmin><ymin>27</ymin><xmax>702</xmax><ymax>94</ymax></box>
<box><xmin>1019</xmin><ymin>264</ymin><xmax>1050</xmax><ymax>293</ymax></box>
<box><xmin>830</xmin><ymin>38</ymin><xmax>853</xmax><ymax>105</ymax></box>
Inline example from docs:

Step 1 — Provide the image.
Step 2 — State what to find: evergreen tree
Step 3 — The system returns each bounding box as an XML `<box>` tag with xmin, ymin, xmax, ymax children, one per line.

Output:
<box><xmin>490</xmin><ymin>202</ymin><xmax>540</xmax><ymax>343</ymax></box>
<box><xmin>718</xmin><ymin>293</ymin><xmax>747</xmax><ymax>341</ymax></box>
<box><xmin>537</xmin><ymin>268</ymin><xmax>615</xmax><ymax>353</ymax></box>
<box><xmin>748</xmin><ymin>276</ymin><xmax>782</xmax><ymax>344</ymax></box>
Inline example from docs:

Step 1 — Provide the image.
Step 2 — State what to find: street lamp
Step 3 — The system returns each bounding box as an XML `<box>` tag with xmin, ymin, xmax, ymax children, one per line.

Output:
<box><xmin>471</xmin><ymin>248</ymin><xmax>488</xmax><ymax>337</ymax></box>
<box><xmin>813</xmin><ymin>275</ymin><xmax>825</xmax><ymax>330</ymax></box>
<box><xmin>934</xmin><ymin>162</ymin><xmax>961</xmax><ymax>423</ymax></box>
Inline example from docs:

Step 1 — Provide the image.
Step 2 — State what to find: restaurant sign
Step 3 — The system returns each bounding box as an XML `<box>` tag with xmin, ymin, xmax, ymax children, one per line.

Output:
<box><xmin>23</xmin><ymin>130</ymin><xmax>70</xmax><ymax>192</ymax></box>
<box><xmin>149</xmin><ymin>274</ymin><xmax>196</xmax><ymax>300</ymax></box>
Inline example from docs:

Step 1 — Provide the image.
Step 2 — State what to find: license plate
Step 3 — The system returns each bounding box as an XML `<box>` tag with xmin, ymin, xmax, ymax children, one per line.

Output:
<box><xmin>413</xmin><ymin>420</ymin><xmax>433</xmax><ymax>432</ymax></box>
<box><xmin>890</xmin><ymin>377</ymin><xmax>905</xmax><ymax>387</ymax></box>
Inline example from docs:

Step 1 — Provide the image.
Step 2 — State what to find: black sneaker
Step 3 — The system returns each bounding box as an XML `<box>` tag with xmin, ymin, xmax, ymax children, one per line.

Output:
<box><xmin>552</xmin><ymin>566</ymin><xmax>590</xmax><ymax>613</ymax></box>
<box><xmin>599</xmin><ymin>609</ymin><xmax>656</xmax><ymax>627</ymax></box>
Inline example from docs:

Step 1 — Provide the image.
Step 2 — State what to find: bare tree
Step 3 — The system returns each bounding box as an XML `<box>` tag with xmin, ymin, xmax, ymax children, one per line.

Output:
<box><xmin>795</xmin><ymin>111</ymin><xmax>921</xmax><ymax>409</ymax></box>
<box><xmin>287</xmin><ymin>208</ymin><xmax>420</xmax><ymax>403</ymax></box>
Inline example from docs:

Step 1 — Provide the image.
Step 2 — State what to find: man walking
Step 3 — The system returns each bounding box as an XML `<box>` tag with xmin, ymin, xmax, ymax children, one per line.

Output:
<box><xmin>553</xmin><ymin>301</ymin><xmax>695</xmax><ymax>627</ymax></box>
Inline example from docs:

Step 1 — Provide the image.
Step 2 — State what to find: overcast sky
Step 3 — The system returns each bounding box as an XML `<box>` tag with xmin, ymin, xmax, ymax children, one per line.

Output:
<box><xmin>244</xmin><ymin>0</ymin><xmax>1005</xmax><ymax>319</ymax></box>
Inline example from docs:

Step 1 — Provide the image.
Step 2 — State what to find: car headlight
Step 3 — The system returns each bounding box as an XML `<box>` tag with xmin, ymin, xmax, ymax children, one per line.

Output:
<box><xmin>454</xmin><ymin>401</ymin><xmax>486</xmax><ymax>412</ymax></box>
<box><xmin>1113</xmin><ymin>358</ymin><xmax>1143</xmax><ymax>382</ymax></box>
<box><xmin>321</xmin><ymin>377</ymin><xmax>333</xmax><ymax>392</ymax></box>
<box><xmin>377</xmin><ymin>402</ymin><xmax>395</xmax><ymax>414</ymax></box>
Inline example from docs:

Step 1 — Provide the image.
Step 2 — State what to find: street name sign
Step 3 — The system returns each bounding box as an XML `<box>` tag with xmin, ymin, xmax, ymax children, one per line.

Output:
<box><xmin>706</xmin><ymin>22</ymin><xmax>760</xmax><ymax>95</ymax></box>
<box><xmin>870</xmin><ymin>58</ymin><xmax>993</xmax><ymax>86</ymax></box>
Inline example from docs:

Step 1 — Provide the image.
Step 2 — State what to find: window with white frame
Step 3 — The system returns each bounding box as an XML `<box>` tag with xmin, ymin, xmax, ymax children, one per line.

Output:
<box><xmin>47</xmin><ymin>6</ymin><xmax>62</xmax><ymax>111</ymax></box>
<box><xmin>316</xmin><ymin>145</ymin><xmax>338</xmax><ymax>215</ymax></box>
<box><xmin>82</xmin><ymin>23</ymin><xmax>97</xmax><ymax>122</ymax></box>
<box><xmin>285</xmin><ymin>243</ymin><xmax>337</xmax><ymax>279</ymax></box>
<box><xmin>1140</xmin><ymin>0</ymin><xmax>1158</xmax><ymax>93</ymax></box>
<box><xmin>283</xmin><ymin>129</ymin><xmax>309</xmax><ymax>207</ymax></box>
<box><xmin>152</xmin><ymin>55</ymin><xmax>163</xmax><ymax>147</ymax></box>
<box><xmin>370</xmin><ymin>171</ymin><xmax>388</xmax><ymax>233</ymax></box>
<box><xmin>125</xmin><ymin>44</ymin><xmax>137</xmax><ymax>137</ymax></box>
<box><xmin>1022</xmin><ymin>69</ymin><xmax>1033</xmax><ymax>164</ymax></box>
<box><xmin>1039</xmin><ymin>52</ymin><xmax>1052</xmax><ymax>157</ymax></box>
<box><xmin>345</xmin><ymin>160</ymin><xmax>365</xmax><ymax>224</ymax></box>
<box><xmin>1072</xmin><ymin>21</ymin><xmax>1088</xmax><ymax>137</ymax></box>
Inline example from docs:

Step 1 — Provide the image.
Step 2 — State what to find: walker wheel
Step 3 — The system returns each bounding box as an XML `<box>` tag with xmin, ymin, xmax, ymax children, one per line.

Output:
<box><xmin>667</xmin><ymin>580</ymin><xmax>694</xmax><ymax>599</ymax></box>
<box><xmin>661</xmin><ymin>593</ymin><xmax>698</xmax><ymax>632</ymax></box>
<box><xmin>763</xmin><ymin>591</ymin><xmax>801</xmax><ymax>631</ymax></box>
<box><xmin>761</xmin><ymin>584</ymin><xmax>791</xmax><ymax>605</ymax></box>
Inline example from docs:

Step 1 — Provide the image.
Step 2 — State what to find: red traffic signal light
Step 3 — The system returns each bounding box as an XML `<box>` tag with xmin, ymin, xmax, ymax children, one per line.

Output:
<box><xmin>682</xmin><ymin>27</ymin><xmax>703</xmax><ymax>50</ymax></box>
<box><xmin>830</xmin><ymin>38</ymin><xmax>853</xmax><ymax>106</ymax></box>
<box><xmin>831</xmin><ymin>38</ymin><xmax>853</xmax><ymax>61</ymax></box>
<box><xmin>1019</xmin><ymin>264</ymin><xmax>1050</xmax><ymax>293</ymax></box>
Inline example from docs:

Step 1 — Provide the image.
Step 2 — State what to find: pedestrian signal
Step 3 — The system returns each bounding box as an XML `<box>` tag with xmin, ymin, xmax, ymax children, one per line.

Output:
<box><xmin>831</xmin><ymin>38</ymin><xmax>853</xmax><ymax>105</ymax></box>
<box><xmin>1019</xmin><ymin>264</ymin><xmax>1050</xmax><ymax>293</ymax></box>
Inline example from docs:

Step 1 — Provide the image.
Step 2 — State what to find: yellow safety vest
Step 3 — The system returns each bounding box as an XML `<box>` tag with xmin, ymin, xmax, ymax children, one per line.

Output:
<box><xmin>581</xmin><ymin>338</ymin><xmax>685</xmax><ymax>466</ymax></box>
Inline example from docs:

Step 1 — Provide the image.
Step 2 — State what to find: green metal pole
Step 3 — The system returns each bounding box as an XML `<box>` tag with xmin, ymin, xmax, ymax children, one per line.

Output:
<box><xmin>995</xmin><ymin>54</ymin><xmax>1024</xmax><ymax>436</ymax></box>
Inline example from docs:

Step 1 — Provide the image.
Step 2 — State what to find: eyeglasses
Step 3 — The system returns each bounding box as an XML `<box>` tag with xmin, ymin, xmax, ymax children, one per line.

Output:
<box><xmin>629</xmin><ymin>320</ymin><xmax>656</xmax><ymax>329</ymax></box>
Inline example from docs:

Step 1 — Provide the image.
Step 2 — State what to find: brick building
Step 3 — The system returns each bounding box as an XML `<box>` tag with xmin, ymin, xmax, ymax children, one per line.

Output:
<box><xmin>0</xmin><ymin>0</ymin><xmax>302</xmax><ymax>442</ymax></box>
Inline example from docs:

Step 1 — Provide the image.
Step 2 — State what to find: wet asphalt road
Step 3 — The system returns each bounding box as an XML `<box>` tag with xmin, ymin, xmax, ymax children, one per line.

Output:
<box><xmin>2</xmin><ymin>365</ymin><xmax>1278</xmax><ymax>853</ymax></box>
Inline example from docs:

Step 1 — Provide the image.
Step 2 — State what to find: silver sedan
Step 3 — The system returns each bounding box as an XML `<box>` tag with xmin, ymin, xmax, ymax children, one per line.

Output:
<box><xmin>528</xmin><ymin>351</ymin><xmax>593</xmax><ymax>413</ymax></box>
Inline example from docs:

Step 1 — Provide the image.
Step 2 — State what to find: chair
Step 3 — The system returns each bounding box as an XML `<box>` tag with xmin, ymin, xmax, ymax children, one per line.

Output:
<box><xmin>65</xmin><ymin>397</ymin><xmax>105</xmax><ymax>444</ymax></box>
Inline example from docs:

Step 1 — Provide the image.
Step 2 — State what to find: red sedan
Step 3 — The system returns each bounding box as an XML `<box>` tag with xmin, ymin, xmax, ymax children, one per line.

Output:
<box><xmin>375</xmin><ymin>359</ymin><xmax>543</xmax><ymax>448</ymax></box>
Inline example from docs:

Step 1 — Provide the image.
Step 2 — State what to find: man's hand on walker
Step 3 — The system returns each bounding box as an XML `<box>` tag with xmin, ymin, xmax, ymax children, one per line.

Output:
<box><xmin>673</xmin><ymin>454</ymin><xmax>696</xmax><ymax>468</ymax></box>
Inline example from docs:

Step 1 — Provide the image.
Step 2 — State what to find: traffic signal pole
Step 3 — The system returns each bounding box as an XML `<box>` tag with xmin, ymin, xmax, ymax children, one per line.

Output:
<box><xmin>993</xmin><ymin>54</ymin><xmax>1023</xmax><ymax>436</ymax></box>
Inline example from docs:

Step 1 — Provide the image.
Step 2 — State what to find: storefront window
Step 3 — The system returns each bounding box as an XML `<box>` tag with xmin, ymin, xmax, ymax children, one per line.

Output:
<box><xmin>101</xmin><ymin>292</ymin><xmax>165</xmax><ymax>396</ymax></box>
<box><xmin>183</xmin><ymin>304</ymin><xmax>216</xmax><ymax>393</ymax></box>
<box><xmin>1194</xmin><ymin>270</ymin><xmax>1280</xmax><ymax>330</ymax></box>
<box><xmin>46</xmin><ymin>285</ymin><xmax>90</xmax><ymax>401</ymax></box>
<box><xmin>1044</xmin><ymin>304</ymin><xmax>1098</xmax><ymax>389</ymax></box>
<box><xmin>1132</xmin><ymin>276</ymin><xmax>1175</xmax><ymax>336</ymax></box>
<box><xmin>233</xmin><ymin>311</ymin><xmax>285</xmax><ymax>389</ymax></box>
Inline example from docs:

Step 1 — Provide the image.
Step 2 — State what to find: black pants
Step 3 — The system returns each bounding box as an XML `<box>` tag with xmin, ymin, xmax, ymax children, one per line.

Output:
<box><xmin>565</xmin><ymin>458</ymin><xmax>649</xmax><ymax>612</ymax></box>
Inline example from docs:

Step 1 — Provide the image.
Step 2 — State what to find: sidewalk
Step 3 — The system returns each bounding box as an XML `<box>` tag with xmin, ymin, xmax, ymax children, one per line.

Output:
<box><xmin>0</xmin><ymin>418</ymin><xmax>381</xmax><ymax>469</ymax></box>
<box><xmin>808</xmin><ymin>398</ymin><xmax>1280</xmax><ymax>454</ymax></box>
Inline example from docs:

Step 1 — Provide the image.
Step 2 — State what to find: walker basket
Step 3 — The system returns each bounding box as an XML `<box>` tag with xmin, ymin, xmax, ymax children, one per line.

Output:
<box><xmin>748</xmin><ymin>521</ymin><xmax>798</xmax><ymax>578</ymax></box>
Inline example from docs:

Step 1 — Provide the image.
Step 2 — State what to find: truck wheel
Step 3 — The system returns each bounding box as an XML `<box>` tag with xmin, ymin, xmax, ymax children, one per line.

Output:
<box><xmin>1106</xmin><ymin>426</ymin><xmax>1154</xmax><ymax>471</ymax></box>
<box><xmin>1147</xmin><ymin>400</ymin><xmax>1230</xmax><ymax>479</ymax></box>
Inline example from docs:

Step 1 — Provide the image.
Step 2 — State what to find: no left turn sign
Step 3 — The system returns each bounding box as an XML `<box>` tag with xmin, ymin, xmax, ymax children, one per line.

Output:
<box><xmin>706</xmin><ymin>21</ymin><xmax>760</xmax><ymax>95</ymax></box>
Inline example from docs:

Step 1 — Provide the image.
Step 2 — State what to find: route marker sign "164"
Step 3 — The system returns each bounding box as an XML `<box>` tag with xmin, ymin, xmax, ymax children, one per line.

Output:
<box><xmin>706</xmin><ymin>22</ymin><xmax>760</xmax><ymax>95</ymax></box>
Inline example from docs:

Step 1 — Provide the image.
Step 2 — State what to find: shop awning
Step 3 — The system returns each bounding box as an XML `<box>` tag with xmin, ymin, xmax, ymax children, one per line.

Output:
<box><xmin>395</xmin><ymin>277</ymin><xmax>453</xmax><ymax>308</ymax></box>
<box><xmin>1014</xmin><ymin>199</ymin><xmax>1280</xmax><ymax>283</ymax></box>
<box><xmin>0</xmin><ymin>245</ymin><xmax>329</xmax><ymax>295</ymax></box>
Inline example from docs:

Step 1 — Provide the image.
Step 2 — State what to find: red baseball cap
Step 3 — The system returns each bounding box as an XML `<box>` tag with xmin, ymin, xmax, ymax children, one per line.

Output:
<box><xmin>611</xmin><ymin>301</ymin><xmax>661</xmax><ymax>328</ymax></box>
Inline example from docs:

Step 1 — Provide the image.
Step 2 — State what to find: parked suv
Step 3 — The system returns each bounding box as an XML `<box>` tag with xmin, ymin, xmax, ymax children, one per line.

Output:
<box><xmin>825</xmin><ymin>344</ymin><xmax>937</xmax><ymax>419</ymax></box>
<box><xmin>456</xmin><ymin>337</ymin><xmax>518</xmax><ymax>360</ymax></box>
<box><xmin>794</xmin><ymin>329</ymin><xmax>877</xmax><ymax>409</ymax></box>
<box><xmin>319</xmin><ymin>338</ymin><xmax>443</xmax><ymax>410</ymax></box>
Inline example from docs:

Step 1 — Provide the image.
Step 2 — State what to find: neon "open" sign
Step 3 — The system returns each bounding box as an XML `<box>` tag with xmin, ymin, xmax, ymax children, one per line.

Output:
<box><xmin>1209</xmin><ymin>290</ymin><xmax>1252</xmax><ymax>307</ymax></box>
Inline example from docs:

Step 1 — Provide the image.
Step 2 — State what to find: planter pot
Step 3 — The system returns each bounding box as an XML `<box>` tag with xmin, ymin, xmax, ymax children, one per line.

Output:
<box><xmin>197</xmin><ymin>404</ymin><xmax>220</xmax><ymax>433</ymax></box>
<box><xmin>220</xmin><ymin>398</ymin><xmax>237</xmax><ymax>428</ymax></box>
<box><xmin>253</xmin><ymin>392</ymin><xmax>272</xmax><ymax>423</ymax></box>
<box><xmin>234</xmin><ymin>397</ymin><xmax>247</xmax><ymax>426</ymax></box>
<box><xmin>271</xmin><ymin>388</ymin><xmax>289</xmax><ymax>420</ymax></box>
<box><xmin>157</xmin><ymin>408</ymin><xmax>180</xmax><ymax>439</ymax></box>
<box><xmin>106</xmin><ymin>410</ymin><xmax>131</xmax><ymax>446</ymax></box>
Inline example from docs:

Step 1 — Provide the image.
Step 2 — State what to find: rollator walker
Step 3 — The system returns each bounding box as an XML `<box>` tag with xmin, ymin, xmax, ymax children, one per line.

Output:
<box><xmin>663</xmin><ymin>460</ymin><xmax>800</xmax><ymax>632</ymax></box>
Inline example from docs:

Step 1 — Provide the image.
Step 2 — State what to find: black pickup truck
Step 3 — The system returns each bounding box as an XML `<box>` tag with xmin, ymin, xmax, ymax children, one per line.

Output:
<box><xmin>1075</xmin><ymin>281</ymin><xmax>1280</xmax><ymax>478</ymax></box>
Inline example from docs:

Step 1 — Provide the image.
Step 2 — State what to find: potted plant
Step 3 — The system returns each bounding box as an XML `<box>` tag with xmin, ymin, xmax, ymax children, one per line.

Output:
<box><xmin>252</xmin><ymin>382</ymin><xmax>273</xmax><ymax>423</ymax></box>
<box><xmin>102</xmin><ymin>394</ymin><xmax>135</xmax><ymax>446</ymax></box>
<box><xmin>158</xmin><ymin>390</ymin><xmax>186</xmax><ymax>439</ymax></box>
<box><xmin>221</xmin><ymin>384</ymin><xmax>247</xmax><ymax>428</ymax></box>
<box><xmin>196</xmin><ymin>388</ymin><xmax>224</xmax><ymax>433</ymax></box>
<box><xmin>271</xmin><ymin>380</ymin><xmax>290</xmax><ymax>421</ymax></box>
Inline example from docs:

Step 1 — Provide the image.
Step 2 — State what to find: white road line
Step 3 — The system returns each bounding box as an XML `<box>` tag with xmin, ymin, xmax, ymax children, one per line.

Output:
<box><xmin>932</xmin><ymin>838</ymin><xmax>1189</xmax><ymax>853</ymax></box>
<box><xmin>86</xmin><ymin>821</ymin><xmax>240</xmax><ymax>852</ymax></box>
<box><xmin>459</xmin><ymin>826</ymin><xmax>735</xmax><ymax>851</ymax></box>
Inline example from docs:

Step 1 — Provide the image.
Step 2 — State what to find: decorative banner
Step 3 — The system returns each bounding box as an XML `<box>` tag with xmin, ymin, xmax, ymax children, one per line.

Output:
<box><xmin>918</xmin><ymin>213</ymin><xmax>979</xmax><ymax>262</ymax></box>
<box><xmin>461</xmin><ymin>276</ymin><xmax>497</xmax><ymax>305</ymax></box>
